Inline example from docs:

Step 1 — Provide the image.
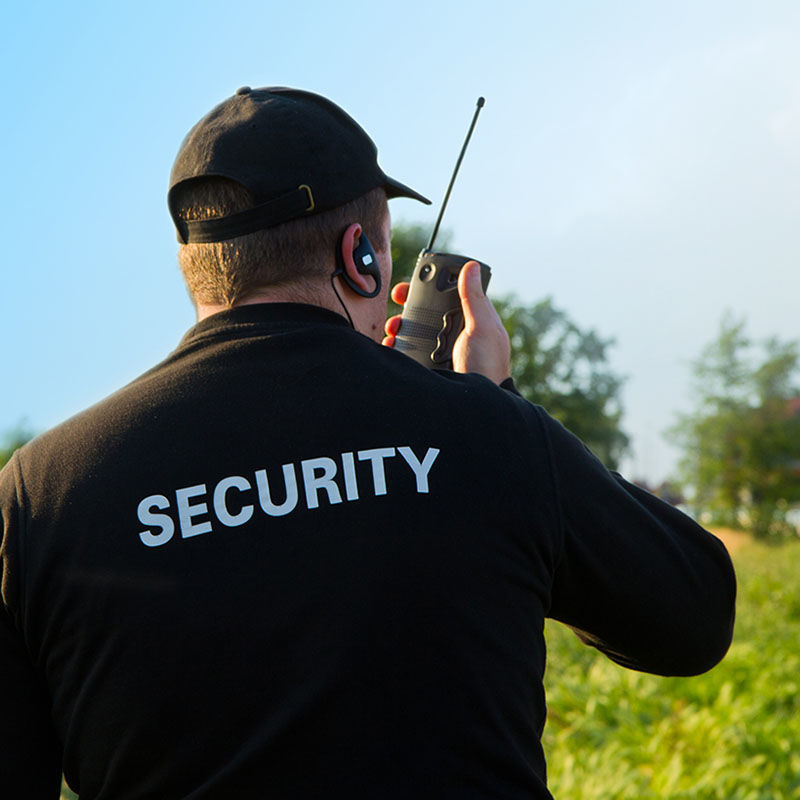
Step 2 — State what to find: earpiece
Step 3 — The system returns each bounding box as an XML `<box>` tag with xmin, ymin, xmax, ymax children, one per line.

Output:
<box><xmin>334</xmin><ymin>229</ymin><xmax>382</xmax><ymax>298</ymax></box>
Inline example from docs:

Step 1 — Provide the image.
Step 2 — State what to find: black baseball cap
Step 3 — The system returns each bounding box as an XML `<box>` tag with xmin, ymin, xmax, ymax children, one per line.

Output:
<box><xmin>168</xmin><ymin>86</ymin><xmax>431</xmax><ymax>244</ymax></box>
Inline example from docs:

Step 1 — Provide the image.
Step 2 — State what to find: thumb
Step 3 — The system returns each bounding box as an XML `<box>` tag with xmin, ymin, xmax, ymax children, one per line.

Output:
<box><xmin>457</xmin><ymin>261</ymin><xmax>488</xmax><ymax>329</ymax></box>
<box><xmin>452</xmin><ymin>259</ymin><xmax>511</xmax><ymax>384</ymax></box>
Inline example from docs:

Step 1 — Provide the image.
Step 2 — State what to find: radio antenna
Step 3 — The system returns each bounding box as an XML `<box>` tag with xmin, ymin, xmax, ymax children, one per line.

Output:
<box><xmin>427</xmin><ymin>96</ymin><xmax>485</xmax><ymax>251</ymax></box>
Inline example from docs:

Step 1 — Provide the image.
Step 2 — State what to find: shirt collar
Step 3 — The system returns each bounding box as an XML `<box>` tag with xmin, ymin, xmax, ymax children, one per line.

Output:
<box><xmin>179</xmin><ymin>302</ymin><xmax>351</xmax><ymax>348</ymax></box>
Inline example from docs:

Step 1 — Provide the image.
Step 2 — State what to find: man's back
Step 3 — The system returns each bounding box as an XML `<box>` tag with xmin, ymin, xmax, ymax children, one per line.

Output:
<box><xmin>1</xmin><ymin>303</ymin><xmax>735</xmax><ymax>798</ymax></box>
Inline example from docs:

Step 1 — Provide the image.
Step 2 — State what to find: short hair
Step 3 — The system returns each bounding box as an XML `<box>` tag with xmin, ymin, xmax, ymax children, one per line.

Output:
<box><xmin>171</xmin><ymin>179</ymin><xmax>389</xmax><ymax>306</ymax></box>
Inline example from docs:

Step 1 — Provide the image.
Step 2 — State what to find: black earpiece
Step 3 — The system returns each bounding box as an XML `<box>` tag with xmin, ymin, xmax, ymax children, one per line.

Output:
<box><xmin>334</xmin><ymin>230</ymin><xmax>382</xmax><ymax>298</ymax></box>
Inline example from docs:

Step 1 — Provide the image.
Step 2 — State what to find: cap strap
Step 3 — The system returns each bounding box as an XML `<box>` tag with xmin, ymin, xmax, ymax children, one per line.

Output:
<box><xmin>178</xmin><ymin>185</ymin><xmax>315</xmax><ymax>244</ymax></box>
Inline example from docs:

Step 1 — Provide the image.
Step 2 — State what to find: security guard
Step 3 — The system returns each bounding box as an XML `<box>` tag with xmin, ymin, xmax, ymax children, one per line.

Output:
<box><xmin>0</xmin><ymin>87</ymin><xmax>736</xmax><ymax>799</ymax></box>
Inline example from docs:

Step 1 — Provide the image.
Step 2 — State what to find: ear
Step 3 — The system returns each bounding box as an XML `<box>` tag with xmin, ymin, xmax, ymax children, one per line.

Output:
<box><xmin>338</xmin><ymin>222</ymin><xmax>375</xmax><ymax>296</ymax></box>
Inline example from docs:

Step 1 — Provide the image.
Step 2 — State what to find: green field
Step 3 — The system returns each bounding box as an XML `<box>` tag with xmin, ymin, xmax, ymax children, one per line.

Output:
<box><xmin>61</xmin><ymin>535</ymin><xmax>799</xmax><ymax>799</ymax></box>
<box><xmin>543</xmin><ymin>534</ymin><xmax>800</xmax><ymax>799</ymax></box>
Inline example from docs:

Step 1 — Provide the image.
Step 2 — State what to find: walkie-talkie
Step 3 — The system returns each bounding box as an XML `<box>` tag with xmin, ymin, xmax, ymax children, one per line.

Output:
<box><xmin>394</xmin><ymin>97</ymin><xmax>491</xmax><ymax>370</ymax></box>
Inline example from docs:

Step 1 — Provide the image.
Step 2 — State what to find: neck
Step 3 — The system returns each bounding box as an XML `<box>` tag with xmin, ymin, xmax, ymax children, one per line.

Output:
<box><xmin>195</xmin><ymin>279</ymin><xmax>385</xmax><ymax>343</ymax></box>
<box><xmin>195</xmin><ymin>285</ymin><xmax>337</xmax><ymax>322</ymax></box>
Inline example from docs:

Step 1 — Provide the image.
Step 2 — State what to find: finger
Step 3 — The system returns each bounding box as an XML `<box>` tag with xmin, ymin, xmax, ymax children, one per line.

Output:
<box><xmin>390</xmin><ymin>282</ymin><xmax>410</xmax><ymax>306</ymax></box>
<box><xmin>384</xmin><ymin>315</ymin><xmax>402</xmax><ymax>337</ymax></box>
<box><xmin>382</xmin><ymin>334</ymin><xmax>396</xmax><ymax>348</ymax></box>
<box><xmin>457</xmin><ymin>261</ymin><xmax>488</xmax><ymax>330</ymax></box>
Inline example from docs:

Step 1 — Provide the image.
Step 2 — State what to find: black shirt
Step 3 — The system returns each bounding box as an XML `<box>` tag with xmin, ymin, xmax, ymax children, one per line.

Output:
<box><xmin>0</xmin><ymin>303</ymin><xmax>736</xmax><ymax>799</ymax></box>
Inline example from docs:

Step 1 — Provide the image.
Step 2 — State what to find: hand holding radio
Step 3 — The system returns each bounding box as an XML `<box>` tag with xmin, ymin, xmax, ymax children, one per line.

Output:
<box><xmin>451</xmin><ymin>261</ymin><xmax>511</xmax><ymax>384</ymax></box>
<box><xmin>385</xmin><ymin>261</ymin><xmax>510</xmax><ymax>384</ymax></box>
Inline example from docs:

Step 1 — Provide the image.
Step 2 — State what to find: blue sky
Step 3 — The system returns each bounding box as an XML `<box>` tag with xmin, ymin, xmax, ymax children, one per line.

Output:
<box><xmin>3</xmin><ymin>1</ymin><xmax>799</xmax><ymax>482</ymax></box>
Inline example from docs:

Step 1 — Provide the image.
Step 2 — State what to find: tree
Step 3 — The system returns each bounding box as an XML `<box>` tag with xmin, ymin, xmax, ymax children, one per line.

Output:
<box><xmin>671</xmin><ymin>314</ymin><xmax>800</xmax><ymax>538</ymax></box>
<box><xmin>389</xmin><ymin>223</ymin><xmax>630</xmax><ymax>469</ymax></box>
<box><xmin>0</xmin><ymin>425</ymin><xmax>34</xmax><ymax>470</ymax></box>
<box><xmin>494</xmin><ymin>295</ymin><xmax>629</xmax><ymax>468</ymax></box>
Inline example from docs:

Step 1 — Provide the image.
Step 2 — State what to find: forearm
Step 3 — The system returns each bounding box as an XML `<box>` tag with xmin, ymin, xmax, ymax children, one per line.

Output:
<box><xmin>544</xmin><ymin>414</ymin><xmax>736</xmax><ymax>676</ymax></box>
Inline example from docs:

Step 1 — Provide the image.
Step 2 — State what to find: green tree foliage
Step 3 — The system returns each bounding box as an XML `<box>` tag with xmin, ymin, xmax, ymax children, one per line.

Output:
<box><xmin>0</xmin><ymin>425</ymin><xmax>33</xmax><ymax>470</ymax></box>
<box><xmin>389</xmin><ymin>223</ymin><xmax>629</xmax><ymax>469</ymax></box>
<box><xmin>671</xmin><ymin>314</ymin><xmax>800</xmax><ymax>538</ymax></box>
<box><xmin>495</xmin><ymin>295</ymin><xmax>629</xmax><ymax>469</ymax></box>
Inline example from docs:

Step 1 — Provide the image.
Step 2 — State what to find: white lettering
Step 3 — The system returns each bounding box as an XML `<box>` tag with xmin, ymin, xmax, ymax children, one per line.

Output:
<box><xmin>213</xmin><ymin>476</ymin><xmax>254</xmax><ymax>527</ymax></box>
<box><xmin>176</xmin><ymin>484</ymin><xmax>212</xmax><ymax>538</ymax></box>
<box><xmin>138</xmin><ymin>495</ymin><xmax>175</xmax><ymax>547</ymax></box>
<box><xmin>357</xmin><ymin>447</ymin><xmax>396</xmax><ymax>496</ymax></box>
<box><xmin>301</xmin><ymin>457</ymin><xmax>342</xmax><ymax>509</ymax></box>
<box><xmin>255</xmin><ymin>464</ymin><xmax>299</xmax><ymax>516</ymax></box>
<box><xmin>341</xmin><ymin>452</ymin><xmax>359</xmax><ymax>501</ymax></box>
<box><xmin>398</xmin><ymin>447</ymin><xmax>440</xmax><ymax>493</ymax></box>
<box><xmin>137</xmin><ymin>444</ymin><xmax>442</xmax><ymax>547</ymax></box>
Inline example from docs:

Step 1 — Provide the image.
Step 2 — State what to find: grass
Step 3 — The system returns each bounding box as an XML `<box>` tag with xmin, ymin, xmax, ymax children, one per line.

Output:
<box><xmin>542</xmin><ymin>534</ymin><xmax>800</xmax><ymax>798</ymax></box>
<box><xmin>60</xmin><ymin>534</ymin><xmax>800</xmax><ymax>798</ymax></box>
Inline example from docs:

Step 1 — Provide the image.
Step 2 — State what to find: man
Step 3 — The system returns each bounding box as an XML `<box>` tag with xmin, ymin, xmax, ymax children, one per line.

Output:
<box><xmin>1</xmin><ymin>87</ymin><xmax>735</xmax><ymax>799</ymax></box>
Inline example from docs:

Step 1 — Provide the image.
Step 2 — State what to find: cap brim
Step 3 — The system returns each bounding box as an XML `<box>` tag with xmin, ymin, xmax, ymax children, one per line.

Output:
<box><xmin>384</xmin><ymin>176</ymin><xmax>431</xmax><ymax>205</ymax></box>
